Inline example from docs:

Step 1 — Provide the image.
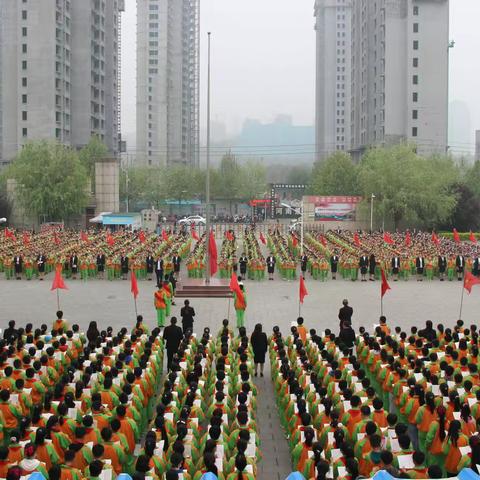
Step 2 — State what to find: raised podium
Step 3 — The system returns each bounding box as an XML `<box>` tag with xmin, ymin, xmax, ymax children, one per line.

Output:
<box><xmin>175</xmin><ymin>278</ymin><xmax>233</xmax><ymax>298</ymax></box>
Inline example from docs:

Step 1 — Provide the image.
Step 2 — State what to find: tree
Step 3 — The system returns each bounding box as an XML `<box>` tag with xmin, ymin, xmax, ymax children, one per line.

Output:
<box><xmin>7</xmin><ymin>141</ymin><xmax>89</xmax><ymax>222</ymax></box>
<box><xmin>286</xmin><ymin>165</ymin><xmax>312</xmax><ymax>185</ymax></box>
<box><xmin>78</xmin><ymin>135</ymin><xmax>108</xmax><ymax>180</ymax></box>
<box><xmin>239</xmin><ymin>160</ymin><xmax>267</xmax><ymax>201</ymax></box>
<box><xmin>440</xmin><ymin>183</ymin><xmax>480</xmax><ymax>231</ymax></box>
<box><xmin>357</xmin><ymin>145</ymin><xmax>458</xmax><ymax>229</ymax></box>
<box><xmin>214</xmin><ymin>154</ymin><xmax>242</xmax><ymax>213</ymax></box>
<box><xmin>309</xmin><ymin>152</ymin><xmax>359</xmax><ymax>195</ymax></box>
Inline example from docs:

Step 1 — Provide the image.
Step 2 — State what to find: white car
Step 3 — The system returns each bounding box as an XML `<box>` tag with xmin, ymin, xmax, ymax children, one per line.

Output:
<box><xmin>178</xmin><ymin>215</ymin><xmax>206</xmax><ymax>226</ymax></box>
<box><xmin>0</xmin><ymin>218</ymin><xmax>6</xmax><ymax>224</ymax></box>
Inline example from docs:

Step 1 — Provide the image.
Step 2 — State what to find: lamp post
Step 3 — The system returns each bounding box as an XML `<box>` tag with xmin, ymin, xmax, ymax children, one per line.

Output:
<box><xmin>370</xmin><ymin>194</ymin><xmax>376</xmax><ymax>233</ymax></box>
<box><xmin>205</xmin><ymin>32</ymin><xmax>212</xmax><ymax>284</ymax></box>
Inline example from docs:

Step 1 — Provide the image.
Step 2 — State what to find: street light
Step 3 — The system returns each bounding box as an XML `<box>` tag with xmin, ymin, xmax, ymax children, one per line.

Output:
<box><xmin>370</xmin><ymin>194</ymin><xmax>376</xmax><ymax>233</ymax></box>
<box><xmin>281</xmin><ymin>202</ymin><xmax>304</xmax><ymax>256</ymax></box>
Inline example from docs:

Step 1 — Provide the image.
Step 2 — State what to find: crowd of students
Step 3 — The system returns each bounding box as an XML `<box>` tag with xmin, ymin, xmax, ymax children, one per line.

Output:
<box><xmin>270</xmin><ymin>317</ymin><xmax>480</xmax><ymax>479</ymax></box>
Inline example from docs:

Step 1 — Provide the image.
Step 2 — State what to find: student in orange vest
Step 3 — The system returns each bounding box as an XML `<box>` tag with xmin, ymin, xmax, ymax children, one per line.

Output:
<box><xmin>296</xmin><ymin>317</ymin><xmax>307</xmax><ymax>343</ymax></box>
<box><xmin>154</xmin><ymin>286</ymin><xmax>167</xmax><ymax>328</ymax></box>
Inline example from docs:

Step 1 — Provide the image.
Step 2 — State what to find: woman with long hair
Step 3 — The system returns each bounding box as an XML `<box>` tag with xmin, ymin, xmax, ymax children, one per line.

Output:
<box><xmin>415</xmin><ymin>391</ymin><xmax>437</xmax><ymax>452</ymax></box>
<box><xmin>443</xmin><ymin>419</ymin><xmax>469</xmax><ymax>476</ymax></box>
<box><xmin>425</xmin><ymin>405</ymin><xmax>448</xmax><ymax>467</ymax></box>
<box><xmin>226</xmin><ymin>453</ymin><xmax>254</xmax><ymax>480</ymax></box>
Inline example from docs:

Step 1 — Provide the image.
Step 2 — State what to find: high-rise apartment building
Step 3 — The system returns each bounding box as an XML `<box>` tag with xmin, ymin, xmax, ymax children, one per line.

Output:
<box><xmin>0</xmin><ymin>0</ymin><xmax>124</xmax><ymax>166</ymax></box>
<box><xmin>315</xmin><ymin>0</ymin><xmax>449</xmax><ymax>162</ymax></box>
<box><xmin>314</xmin><ymin>0</ymin><xmax>352</xmax><ymax>162</ymax></box>
<box><xmin>136</xmin><ymin>0</ymin><xmax>200</xmax><ymax>167</ymax></box>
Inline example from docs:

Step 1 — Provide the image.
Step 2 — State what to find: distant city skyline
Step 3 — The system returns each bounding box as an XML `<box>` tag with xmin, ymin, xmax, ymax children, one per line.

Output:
<box><xmin>121</xmin><ymin>0</ymin><xmax>480</xmax><ymax>154</ymax></box>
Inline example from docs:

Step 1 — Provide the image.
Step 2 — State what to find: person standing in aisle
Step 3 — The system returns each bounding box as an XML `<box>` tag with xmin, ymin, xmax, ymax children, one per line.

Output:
<box><xmin>250</xmin><ymin>324</ymin><xmax>268</xmax><ymax>377</ymax></box>
<box><xmin>234</xmin><ymin>284</ymin><xmax>247</xmax><ymax>329</ymax></box>
<box><xmin>266</xmin><ymin>253</ymin><xmax>276</xmax><ymax>281</ymax></box>
<box><xmin>180</xmin><ymin>299</ymin><xmax>196</xmax><ymax>334</ymax></box>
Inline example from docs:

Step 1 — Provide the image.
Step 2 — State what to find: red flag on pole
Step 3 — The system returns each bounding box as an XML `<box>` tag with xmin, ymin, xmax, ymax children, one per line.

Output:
<box><xmin>22</xmin><ymin>232</ymin><xmax>30</xmax><ymax>246</ymax></box>
<box><xmin>383</xmin><ymin>232</ymin><xmax>394</xmax><ymax>245</ymax></box>
<box><xmin>106</xmin><ymin>233</ymin><xmax>115</xmax><ymax>247</ymax></box>
<box><xmin>209</xmin><ymin>231</ymin><xmax>218</xmax><ymax>276</ymax></box>
<box><xmin>226</xmin><ymin>231</ymin><xmax>234</xmax><ymax>242</ymax></box>
<box><xmin>353</xmin><ymin>232</ymin><xmax>361</xmax><ymax>247</ymax></box>
<box><xmin>405</xmin><ymin>231</ymin><xmax>412</xmax><ymax>248</ymax></box>
<box><xmin>292</xmin><ymin>235</ymin><xmax>298</xmax><ymax>248</ymax></box>
<box><xmin>53</xmin><ymin>231</ymin><xmax>60</xmax><ymax>245</ymax></box>
<box><xmin>464</xmin><ymin>271</ymin><xmax>480</xmax><ymax>294</ymax></box>
<box><xmin>320</xmin><ymin>235</ymin><xmax>327</xmax><ymax>248</ymax></box>
<box><xmin>431</xmin><ymin>232</ymin><xmax>440</xmax><ymax>246</ymax></box>
<box><xmin>299</xmin><ymin>276</ymin><xmax>308</xmax><ymax>304</ymax></box>
<box><xmin>229</xmin><ymin>273</ymin><xmax>246</xmax><ymax>309</ymax></box>
<box><xmin>161</xmin><ymin>230</ymin><xmax>169</xmax><ymax>242</ymax></box>
<box><xmin>470</xmin><ymin>231</ymin><xmax>477</xmax><ymax>244</ymax></box>
<box><xmin>453</xmin><ymin>228</ymin><xmax>461</xmax><ymax>243</ymax></box>
<box><xmin>131</xmin><ymin>270</ymin><xmax>139</xmax><ymax>299</ymax></box>
<box><xmin>191</xmin><ymin>226</ymin><xmax>199</xmax><ymax>241</ymax></box>
<box><xmin>51</xmin><ymin>266</ymin><xmax>68</xmax><ymax>291</ymax></box>
<box><xmin>381</xmin><ymin>269</ymin><xmax>391</xmax><ymax>298</ymax></box>
<box><xmin>80</xmin><ymin>231</ymin><xmax>89</xmax><ymax>243</ymax></box>
<box><xmin>259</xmin><ymin>232</ymin><xmax>267</xmax><ymax>245</ymax></box>
<box><xmin>5</xmin><ymin>228</ymin><xmax>16</xmax><ymax>242</ymax></box>
<box><xmin>138</xmin><ymin>231</ymin><xmax>146</xmax><ymax>243</ymax></box>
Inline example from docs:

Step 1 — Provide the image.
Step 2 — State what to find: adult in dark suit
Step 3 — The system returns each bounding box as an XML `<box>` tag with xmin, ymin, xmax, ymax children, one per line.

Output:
<box><xmin>338</xmin><ymin>299</ymin><xmax>353</xmax><ymax>330</ymax></box>
<box><xmin>70</xmin><ymin>254</ymin><xmax>79</xmax><ymax>279</ymax></box>
<box><xmin>300</xmin><ymin>254</ymin><xmax>308</xmax><ymax>278</ymax></box>
<box><xmin>330</xmin><ymin>254</ymin><xmax>339</xmax><ymax>280</ymax></box>
<box><xmin>13</xmin><ymin>255</ymin><xmax>23</xmax><ymax>280</ymax></box>
<box><xmin>172</xmin><ymin>255</ymin><xmax>181</xmax><ymax>278</ymax></box>
<box><xmin>96</xmin><ymin>253</ymin><xmax>106</xmax><ymax>279</ymax></box>
<box><xmin>180</xmin><ymin>299</ymin><xmax>196</xmax><ymax>334</ymax></box>
<box><xmin>474</xmin><ymin>257</ymin><xmax>480</xmax><ymax>277</ymax></box>
<box><xmin>359</xmin><ymin>254</ymin><xmax>368</xmax><ymax>282</ymax></box>
<box><xmin>416</xmin><ymin>256</ymin><xmax>425</xmax><ymax>281</ymax></box>
<box><xmin>266</xmin><ymin>254</ymin><xmax>276</xmax><ymax>280</ymax></box>
<box><xmin>163</xmin><ymin>317</ymin><xmax>183</xmax><ymax>371</ymax></box>
<box><xmin>250</xmin><ymin>323</ymin><xmax>268</xmax><ymax>377</ymax></box>
<box><xmin>37</xmin><ymin>254</ymin><xmax>46</xmax><ymax>280</ymax></box>
<box><xmin>155</xmin><ymin>258</ymin><xmax>164</xmax><ymax>287</ymax></box>
<box><xmin>146</xmin><ymin>254</ymin><xmax>154</xmax><ymax>281</ymax></box>
<box><xmin>120</xmin><ymin>255</ymin><xmax>129</xmax><ymax>280</ymax></box>
<box><xmin>438</xmin><ymin>255</ymin><xmax>447</xmax><ymax>281</ymax></box>
<box><xmin>391</xmin><ymin>256</ymin><xmax>400</xmax><ymax>281</ymax></box>
<box><xmin>369</xmin><ymin>254</ymin><xmax>376</xmax><ymax>281</ymax></box>
<box><xmin>456</xmin><ymin>255</ymin><xmax>465</xmax><ymax>281</ymax></box>
<box><xmin>338</xmin><ymin>321</ymin><xmax>356</xmax><ymax>354</ymax></box>
<box><xmin>239</xmin><ymin>254</ymin><xmax>248</xmax><ymax>277</ymax></box>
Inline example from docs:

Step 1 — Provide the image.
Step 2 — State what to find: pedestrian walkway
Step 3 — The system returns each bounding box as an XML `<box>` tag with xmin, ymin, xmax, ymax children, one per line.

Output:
<box><xmin>255</xmin><ymin>360</ymin><xmax>292</xmax><ymax>480</ymax></box>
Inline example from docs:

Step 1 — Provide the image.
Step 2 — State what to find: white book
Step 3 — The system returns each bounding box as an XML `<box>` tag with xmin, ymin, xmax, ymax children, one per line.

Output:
<box><xmin>397</xmin><ymin>455</ymin><xmax>415</xmax><ymax>469</ymax></box>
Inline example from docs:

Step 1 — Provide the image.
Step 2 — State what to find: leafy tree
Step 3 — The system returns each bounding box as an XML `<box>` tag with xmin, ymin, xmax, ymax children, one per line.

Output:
<box><xmin>214</xmin><ymin>154</ymin><xmax>242</xmax><ymax>213</ymax></box>
<box><xmin>441</xmin><ymin>183</ymin><xmax>480</xmax><ymax>231</ymax></box>
<box><xmin>78</xmin><ymin>135</ymin><xmax>108</xmax><ymax>180</ymax></box>
<box><xmin>286</xmin><ymin>165</ymin><xmax>311</xmax><ymax>185</ymax></box>
<box><xmin>239</xmin><ymin>159</ymin><xmax>267</xmax><ymax>201</ymax></box>
<box><xmin>7</xmin><ymin>141</ymin><xmax>89</xmax><ymax>222</ymax></box>
<box><xmin>309</xmin><ymin>152</ymin><xmax>359</xmax><ymax>195</ymax></box>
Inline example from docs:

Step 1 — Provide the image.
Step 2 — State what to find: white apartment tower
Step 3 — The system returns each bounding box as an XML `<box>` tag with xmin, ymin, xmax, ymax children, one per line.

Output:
<box><xmin>0</xmin><ymin>0</ymin><xmax>124</xmax><ymax>166</ymax></box>
<box><xmin>314</xmin><ymin>0</ymin><xmax>352</xmax><ymax>162</ymax></box>
<box><xmin>137</xmin><ymin>0</ymin><xmax>200</xmax><ymax>167</ymax></box>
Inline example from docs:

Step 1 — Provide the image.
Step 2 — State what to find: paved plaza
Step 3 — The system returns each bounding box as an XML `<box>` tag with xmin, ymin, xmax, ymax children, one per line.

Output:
<box><xmin>1</xmin><ymin>274</ymin><xmax>479</xmax><ymax>479</ymax></box>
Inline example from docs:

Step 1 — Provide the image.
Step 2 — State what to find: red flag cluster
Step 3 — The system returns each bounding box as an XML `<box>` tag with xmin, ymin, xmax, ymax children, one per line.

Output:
<box><xmin>229</xmin><ymin>273</ymin><xmax>246</xmax><ymax>309</ymax></box>
<box><xmin>4</xmin><ymin>228</ymin><xmax>16</xmax><ymax>241</ymax></box>
<box><xmin>209</xmin><ymin>231</ymin><xmax>218</xmax><ymax>277</ymax></box>
<box><xmin>383</xmin><ymin>232</ymin><xmax>394</xmax><ymax>245</ymax></box>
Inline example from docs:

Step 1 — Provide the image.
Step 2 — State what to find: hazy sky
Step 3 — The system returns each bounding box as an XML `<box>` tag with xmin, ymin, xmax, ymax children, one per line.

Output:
<box><xmin>121</xmin><ymin>0</ymin><xmax>480</xmax><ymax>152</ymax></box>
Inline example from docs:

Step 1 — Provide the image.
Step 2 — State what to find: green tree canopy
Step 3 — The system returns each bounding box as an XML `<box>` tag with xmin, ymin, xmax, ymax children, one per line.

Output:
<box><xmin>78</xmin><ymin>135</ymin><xmax>108</xmax><ymax>179</ymax></box>
<box><xmin>7</xmin><ymin>141</ymin><xmax>89</xmax><ymax>222</ymax></box>
<box><xmin>309</xmin><ymin>152</ymin><xmax>359</xmax><ymax>195</ymax></box>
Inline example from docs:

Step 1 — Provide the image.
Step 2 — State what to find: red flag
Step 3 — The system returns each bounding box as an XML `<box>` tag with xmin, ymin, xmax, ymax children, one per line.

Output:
<box><xmin>209</xmin><ymin>231</ymin><xmax>218</xmax><ymax>276</ymax></box>
<box><xmin>383</xmin><ymin>232</ymin><xmax>394</xmax><ymax>245</ymax></box>
<box><xmin>226</xmin><ymin>231</ymin><xmax>234</xmax><ymax>242</ymax></box>
<box><xmin>431</xmin><ymin>232</ymin><xmax>440</xmax><ymax>246</ymax></box>
<box><xmin>292</xmin><ymin>235</ymin><xmax>298</xmax><ymax>248</ymax></box>
<box><xmin>53</xmin><ymin>231</ymin><xmax>60</xmax><ymax>245</ymax></box>
<box><xmin>453</xmin><ymin>228</ymin><xmax>461</xmax><ymax>243</ymax></box>
<box><xmin>320</xmin><ymin>235</ymin><xmax>327</xmax><ymax>248</ymax></box>
<box><xmin>299</xmin><ymin>276</ymin><xmax>308</xmax><ymax>304</ymax></box>
<box><xmin>5</xmin><ymin>228</ymin><xmax>16</xmax><ymax>242</ymax></box>
<box><xmin>470</xmin><ymin>231</ymin><xmax>477</xmax><ymax>244</ymax></box>
<box><xmin>405</xmin><ymin>231</ymin><xmax>412</xmax><ymax>248</ymax></box>
<box><xmin>22</xmin><ymin>232</ymin><xmax>30</xmax><ymax>246</ymax></box>
<box><xmin>353</xmin><ymin>232</ymin><xmax>361</xmax><ymax>247</ymax></box>
<box><xmin>381</xmin><ymin>269</ymin><xmax>391</xmax><ymax>298</ymax></box>
<box><xmin>106</xmin><ymin>233</ymin><xmax>115</xmax><ymax>247</ymax></box>
<box><xmin>191</xmin><ymin>226</ymin><xmax>199</xmax><ymax>241</ymax></box>
<box><xmin>464</xmin><ymin>271</ymin><xmax>480</xmax><ymax>294</ymax></box>
<box><xmin>138</xmin><ymin>231</ymin><xmax>146</xmax><ymax>244</ymax></box>
<box><xmin>161</xmin><ymin>230</ymin><xmax>169</xmax><ymax>242</ymax></box>
<box><xmin>80</xmin><ymin>231</ymin><xmax>89</xmax><ymax>243</ymax></box>
<box><xmin>130</xmin><ymin>270</ymin><xmax>139</xmax><ymax>299</ymax></box>
<box><xmin>259</xmin><ymin>232</ymin><xmax>267</xmax><ymax>245</ymax></box>
<box><xmin>229</xmin><ymin>273</ymin><xmax>246</xmax><ymax>309</ymax></box>
<box><xmin>50</xmin><ymin>266</ymin><xmax>68</xmax><ymax>291</ymax></box>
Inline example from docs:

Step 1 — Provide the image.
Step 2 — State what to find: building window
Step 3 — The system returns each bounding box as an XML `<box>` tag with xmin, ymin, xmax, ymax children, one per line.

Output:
<box><xmin>22</xmin><ymin>44</ymin><xmax>27</xmax><ymax>53</ymax></box>
<box><xmin>413</xmin><ymin>6</ymin><xmax>419</xmax><ymax>15</ymax></box>
<box><xmin>22</xmin><ymin>128</ymin><xmax>28</xmax><ymax>137</ymax></box>
<box><xmin>413</xmin><ymin>40</ymin><xmax>419</xmax><ymax>50</ymax></box>
<box><xmin>412</xmin><ymin>127</ymin><xmax>418</xmax><ymax>137</ymax></box>
<box><xmin>22</xmin><ymin>94</ymin><xmax>27</xmax><ymax>104</ymax></box>
<box><xmin>22</xmin><ymin>60</ymin><xmax>27</xmax><ymax>70</ymax></box>
<box><xmin>22</xmin><ymin>10</ymin><xmax>27</xmax><ymax>20</ymax></box>
<box><xmin>413</xmin><ymin>75</ymin><xmax>418</xmax><ymax>85</ymax></box>
<box><xmin>22</xmin><ymin>27</ymin><xmax>27</xmax><ymax>37</ymax></box>
<box><xmin>413</xmin><ymin>92</ymin><xmax>418</xmax><ymax>102</ymax></box>
<box><xmin>413</xmin><ymin>23</ymin><xmax>419</xmax><ymax>33</ymax></box>
<box><xmin>22</xmin><ymin>111</ymin><xmax>27</xmax><ymax>121</ymax></box>
<box><xmin>412</xmin><ymin>110</ymin><xmax>418</xmax><ymax>120</ymax></box>
<box><xmin>22</xmin><ymin>77</ymin><xmax>27</xmax><ymax>87</ymax></box>
<box><xmin>413</xmin><ymin>58</ymin><xmax>418</xmax><ymax>68</ymax></box>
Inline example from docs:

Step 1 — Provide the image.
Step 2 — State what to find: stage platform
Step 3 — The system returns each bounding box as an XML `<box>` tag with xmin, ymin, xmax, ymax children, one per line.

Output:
<box><xmin>175</xmin><ymin>278</ymin><xmax>233</xmax><ymax>298</ymax></box>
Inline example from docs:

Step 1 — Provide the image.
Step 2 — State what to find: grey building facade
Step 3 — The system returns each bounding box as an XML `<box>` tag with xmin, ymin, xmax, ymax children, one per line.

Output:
<box><xmin>136</xmin><ymin>0</ymin><xmax>200</xmax><ymax>167</ymax></box>
<box><xmin>0</xmin><ymin>0</ymin><xmax>124</xmax><ymax>166</ymax></box>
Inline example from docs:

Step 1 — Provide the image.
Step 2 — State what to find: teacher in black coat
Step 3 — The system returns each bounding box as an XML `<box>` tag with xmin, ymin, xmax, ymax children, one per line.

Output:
<box><xmin>250</xmin><ymin>323</ymin><xmax>268</xmax><ymax>377</ymax></box>
<box><xmin>338</xmin><ymin>299</ymin><xmax>353</xmax><ymax>330</ymax></box>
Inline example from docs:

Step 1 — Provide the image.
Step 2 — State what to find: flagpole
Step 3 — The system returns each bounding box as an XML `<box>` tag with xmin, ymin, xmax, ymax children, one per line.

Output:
<box><xmin>56</xmin><ymin>289</ymin><xmax>60</xmax><ymax>311</ymax></box>
<box><xmin>227</xmin><ymin>296</ymin><xmax>231</xmax><ymax>320</ymax></box>
<box><xmin>459</xmin><ymin>281</ymin><xmax>465</xmax><ymax>320</ymax></box>
<box><xmin>134</xmin><ymin>298</ymin><xmax>138</xmax><ymax>318</ymax></box>
<box><xmin>205</xmin><ymin>32</ymin><xmax>212</xmax><ymax>285</ymax></box>
<box><xmin>380</xmin><ymin>296</ymin><xmax>383</xmax><ymax>317</ymax></box>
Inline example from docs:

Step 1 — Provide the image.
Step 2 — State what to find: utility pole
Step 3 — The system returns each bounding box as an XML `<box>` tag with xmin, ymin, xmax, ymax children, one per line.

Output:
<box><xmin>205</xmin><ymin>32</ymin><xmax>212</xmax><ymax>284</ymax></box>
